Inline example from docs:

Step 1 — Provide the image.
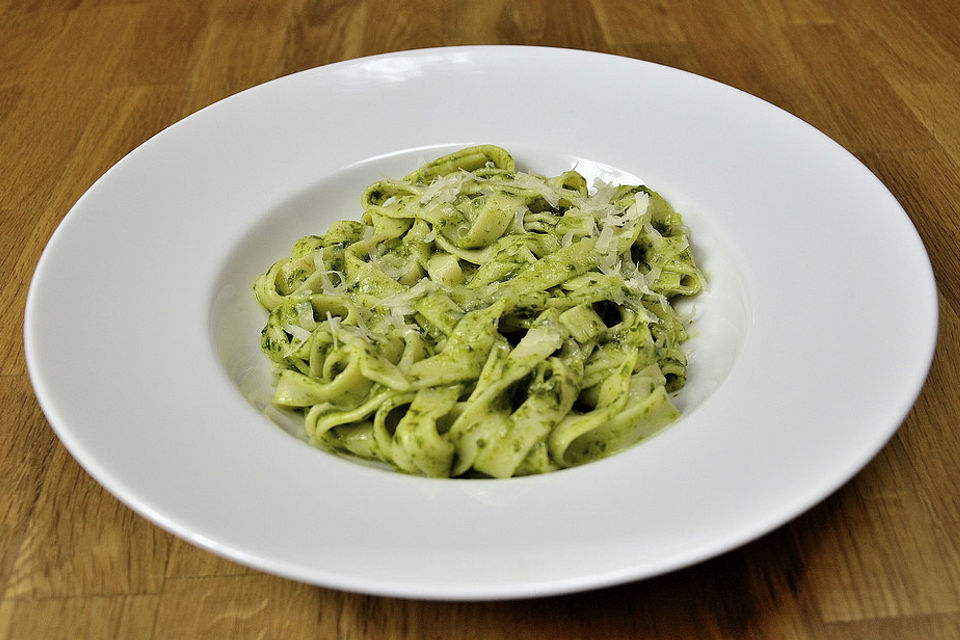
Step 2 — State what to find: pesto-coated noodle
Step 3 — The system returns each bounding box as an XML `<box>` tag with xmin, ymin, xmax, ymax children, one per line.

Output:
<box><xmin>254</xmin><ymin>146</ymin><xmax>704</xmax><ymax>477</ymax></box>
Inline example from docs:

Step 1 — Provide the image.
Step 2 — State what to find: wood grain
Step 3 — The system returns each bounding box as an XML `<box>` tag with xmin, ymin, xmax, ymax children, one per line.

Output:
<box><xmin>2</xmin><ymin>0</ymin><xmax>959</xmax><ymax>637</ymax></box>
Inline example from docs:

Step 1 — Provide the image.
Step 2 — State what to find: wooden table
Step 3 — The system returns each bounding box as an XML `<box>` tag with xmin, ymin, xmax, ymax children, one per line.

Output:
<box><xmin>3</xmin><ymin>1</ymin><xmax>959</xmax><ymax>637</ymax></box>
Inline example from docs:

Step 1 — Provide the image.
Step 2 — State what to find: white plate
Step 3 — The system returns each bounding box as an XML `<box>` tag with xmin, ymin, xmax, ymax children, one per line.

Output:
<box><xmin>25</xmin><ymin>46</ymin><xmax>937</xmax><ymax>600</ymax></box>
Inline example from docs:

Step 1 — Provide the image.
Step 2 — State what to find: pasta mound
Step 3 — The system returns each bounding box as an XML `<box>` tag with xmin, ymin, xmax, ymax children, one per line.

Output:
<box><xmin>254</xmin><ymin>145</ymin><xmax>704</xmax><ymax>478</ymax></box>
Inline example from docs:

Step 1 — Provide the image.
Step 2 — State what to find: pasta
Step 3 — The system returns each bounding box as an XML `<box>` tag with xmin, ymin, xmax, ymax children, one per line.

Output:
<box><xmin>253</xmin><ymin>145</ymin><xmax>704</xmax><ymax>477</ymax></box>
